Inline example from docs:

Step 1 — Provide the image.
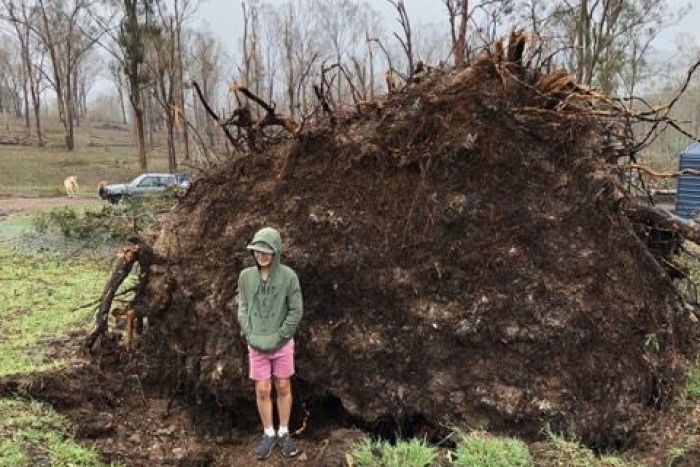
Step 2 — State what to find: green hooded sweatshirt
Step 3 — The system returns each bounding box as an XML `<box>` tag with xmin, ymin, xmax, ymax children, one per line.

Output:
<box><xmin>237</xmin><ymin>227</ymin><xmax>303</xmax><ymax>352</ymax></box>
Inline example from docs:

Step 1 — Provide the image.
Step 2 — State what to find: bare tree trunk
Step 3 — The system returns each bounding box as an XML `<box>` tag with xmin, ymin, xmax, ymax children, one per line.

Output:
<box><xmin>201</xmin><ymin>76</ymin><xmax>215</xmax><ymax>147</ymax></box>
<box><xmin>37</xmin><ymin>0</ymin><xmax>75</xmax><ymax>150</ymax></box>
<box><xmin>65</xmin><ymin>67</ymin><xmax>75</xmax><ymax>149</ymax></box>
<box><xmin>22</xmin><ymin>72</ymin><xmax>30</xmax><ymax>129</ymax></box>
<box><xmin>166</xmin><ymin>98</ymin><xmax>176</xmax><ymax>171</ymax></box>
<box><xmin>367</xmin><ymin>31</ymin><xmax>375</xmax><ymax>102</ymax></box>
<box><xmin>174</xmin><ymin>0</ymin><xmax>190</xmax><ymax>161</ymax></box>
<box><xmin>455</xmin><ymin>0</ymin><xmax>468</xmax><ymax>66</ymax></box>
<box><xmin>80</xmin><ymin>79</ymin><xmax>87</xmax><ymax>122</ymax></box>
<box><xmin>72</xmin><ymin>70</ymin><xmax>80</xmax><ymax>128</ymax></box>
<box><xmin>30</xmin><ymin>52</ymin><xmax>44</xmax><ymax>146</ymax></box>
<box><xmin>118</xmin><ymin>85</ymin><xmax>127</xmax><ymax>125</ymax></box>
<box><xmin>283</xmin><ymin>6</ymin><xmax>295</xmax><ymax>117</ymax></box>
<box><xmin>387</xmin><ymin>0</ymin><xmax>414</xmax><ymax>76</ymax></box>
<box><xmin>123</xmin><ymin>0</ymin><xmax>149</xmax><ymax>170</ymax></box>
<box><xmin>32</xmin><ymin>85</ymin><xmax>43</xmax><ymax>146</ymax></box>
<box><xmin>134</xmin><ymin>106</ymin><xmax>147</xmax><ymax>170</ymax></box>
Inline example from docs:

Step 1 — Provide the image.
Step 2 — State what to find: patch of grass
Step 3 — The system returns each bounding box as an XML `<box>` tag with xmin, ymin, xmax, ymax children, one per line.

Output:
<box><xmin>349</xmin><ymin>437</ymin><xmax>437</xmax><ymax>467</ymax></box>
<box><xmin>665</xmin><ymin>445</ymin><xmax>687</xmax><ymax>466</ymax></box>
<box><xmin>453</xmin><ymin>430</ymin><xmax>532</xmax><ymax>467</ymax></box>
<box><xmin>540</xmin><ymin>427</ymin><xmax>633</xmax><ymax>467</ymax></box>
<box><xmin>0</xmin><ymin>125</ymin><xmax>171</xmax><ymax>197</ymax></box>
<box><xmin>0</xmin><ymin>214</ymin><xmax>35</xmax><ymax>242</ymax></box>
<box><xmin>0</xmin><ymin>245</ymin><xmax>109</xmax><ymax>377</ymax></box>
<box><xmin>0</xmin><ymin>438</ymin><xmax>29</xmax><ymax>466</ymax></box>
<box><xmin>0</xmin><ymin>398</ymin><xmax>102</xmax><ymax>466</ymax></box>
<box><xmin>684</xmin><ymin>363</ymin><xmax>700</xmax><ymax>400</ymax></box>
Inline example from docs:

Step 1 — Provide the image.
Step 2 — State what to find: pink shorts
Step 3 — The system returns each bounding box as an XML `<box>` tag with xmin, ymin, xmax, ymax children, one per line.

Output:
<box><xmin>248</xmin><ymin>338</ymin><xmax>295</xmax><ymax>381</ymax></box>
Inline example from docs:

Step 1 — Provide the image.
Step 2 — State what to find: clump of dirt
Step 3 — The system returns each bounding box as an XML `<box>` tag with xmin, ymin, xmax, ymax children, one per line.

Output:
<box><xmin>115</xmin><ymin>42</ymin><xmax>697</xmax><ymax>449</ymax></box>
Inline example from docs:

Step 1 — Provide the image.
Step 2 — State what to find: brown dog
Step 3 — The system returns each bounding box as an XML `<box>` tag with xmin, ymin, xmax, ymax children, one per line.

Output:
<box><xmin>97</xmin><ymin>180</ymin><xmax>108</xmax><ymax>199</ymax></box>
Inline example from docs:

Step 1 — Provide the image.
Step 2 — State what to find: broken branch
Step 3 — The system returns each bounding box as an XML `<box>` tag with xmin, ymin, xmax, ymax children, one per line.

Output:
<box><xmin>191</xmin><ymin>80</ymin><xmax>238</xmax><ymax>147</ymax></box>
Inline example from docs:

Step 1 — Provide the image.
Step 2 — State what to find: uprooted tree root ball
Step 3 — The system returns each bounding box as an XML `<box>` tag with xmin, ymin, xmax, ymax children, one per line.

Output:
<box><xmin>92</xmin><ymin>39</ymin><xmax>699</xmax><ymax>449</ymax></box>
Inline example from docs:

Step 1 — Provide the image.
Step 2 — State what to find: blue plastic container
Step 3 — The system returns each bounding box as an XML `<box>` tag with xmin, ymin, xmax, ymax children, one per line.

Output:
<box><xmin>675</xmin><ymin>143</ymin><xmax>700</xmax><ymax>219</ymax></box>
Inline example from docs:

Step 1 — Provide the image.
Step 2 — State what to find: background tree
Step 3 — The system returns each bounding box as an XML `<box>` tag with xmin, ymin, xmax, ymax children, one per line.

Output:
<box><xmin>148</xmin><ymin>2</ymin><xmax>177</xmax><ymax>171</ymax></box>
<box><xmin>190</xmin><ymin>30</ymin><xmax>223</xmax><ymax>147</ymax></box>
<box><xmin>1</xmin><ymin>0</ymin><xmax>44</xmax><ymax>144</ymax></box>
<box><xmin>444</xmin><ymin>0</ymin><xmax>469</xmax><ymax>66</ymax></box>
<box><xmin>550</xmin><ymin>0</ymin><xmax>670</xmax><ymax>94</ymax></box>
<box><xmin>34</xmin><ymin>0</ymin><xmax>101</xmax><ymax>150</ymax></box>
<box><xmin>115</xmin><ymin>0</ymin><xmax>160</xmax><ymax>171</ymax></box>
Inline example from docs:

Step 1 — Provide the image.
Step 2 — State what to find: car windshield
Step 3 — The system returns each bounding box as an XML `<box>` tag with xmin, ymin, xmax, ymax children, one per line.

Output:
<box><xmin>128</xmin><ymin>174</ymin><xmax>142</xmax><ymax>184</ymax></box>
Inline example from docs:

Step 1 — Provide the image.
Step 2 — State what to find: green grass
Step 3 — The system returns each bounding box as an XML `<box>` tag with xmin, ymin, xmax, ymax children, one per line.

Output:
<box><xmin>0</xmin><ymin>202</ymin><xmax>134</xmax><ymax>466</ymax></box>
<box><xmin>453</xmin><ymin>431</ymin><xmax>532</xmax><ymax>467</ymax></box>
<box><xmin>540</xmin><ymin>428</ymin><xmax>633</xmax><ymax>467</ymax></box>
<box><xmin>0</xmin><ymin>244</ymin><xmax>108</xmax><ymax>377</ymax></box>
<box><xmin>349</xmin><ymin>437</ymin><xmax>438</xmax><ymax>467</ymax></box>
<box><xmin>665</xmin><ymin>444</ymin><xmax>687</xmax><ymax>466</ymax></box>
<box><xmin>0</xmin><ymin>214</ymin><xmax>35</xmax><ymax>242</ymax></box>
<box><xmin>0</xmin><ymin>123</ymin><xmax>171</xmax><ymax>197</ymax></box>
<box><xmin>0</xmin><ymin>398</ymin><xmax>103</xmax><ymax>466</ymax></box>
<box><xmin>683</xmin><ymin>363</ymin><xmax>700</xmax><ymax>399</ymax></box>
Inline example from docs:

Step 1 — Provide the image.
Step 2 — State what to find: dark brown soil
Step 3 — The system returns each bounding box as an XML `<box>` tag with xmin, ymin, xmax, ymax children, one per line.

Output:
<box><xmin>99</xmin><ymin>52</ymin><xmax>698</xmax><ymax>452</ymax></box>
<box><xmin>1</xmin><ymin>330</ymin><xmax>699</xmax><ymax>466</ymax></box>
<box><xmin>1</xmin><ymin>332</ymin><xmax>365</xmax><ymax>466</ymax></box>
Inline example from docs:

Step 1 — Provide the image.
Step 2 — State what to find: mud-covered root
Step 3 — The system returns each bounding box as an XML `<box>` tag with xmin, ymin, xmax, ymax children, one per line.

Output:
<box><xmin>83</xmin><ymin>237</ymin><xmax>157</xmax><ymax>352</ymax></box>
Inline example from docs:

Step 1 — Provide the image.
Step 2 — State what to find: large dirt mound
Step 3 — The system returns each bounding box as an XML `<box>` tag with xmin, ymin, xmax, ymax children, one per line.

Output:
<box><xmin>125</xmin><ymin>49</ymin><xmax>696</xmax><ymax>448</ymax></box>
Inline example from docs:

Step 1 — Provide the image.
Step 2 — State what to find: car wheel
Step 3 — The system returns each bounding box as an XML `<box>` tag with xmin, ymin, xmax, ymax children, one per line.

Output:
<box><xmin>107</xmin><ymin>195</ymin><xmax>121</xmax><ymax>205</ymax></box>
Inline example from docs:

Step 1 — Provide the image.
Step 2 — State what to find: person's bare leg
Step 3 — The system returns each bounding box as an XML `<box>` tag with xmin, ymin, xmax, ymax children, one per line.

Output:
<box><xmin>275</xmin><ymin>377</ymin><xmax>292</xmax><ymax>428</ymax></box>
<box><xmin>274</xmin><ymin>377</ymin><xmax>298</xmax><ymax>457</ymax></box>
<box><xmin>255</xmin><ymin>379</ymin><xmax>273</xmax><ymax>430</ymax></box>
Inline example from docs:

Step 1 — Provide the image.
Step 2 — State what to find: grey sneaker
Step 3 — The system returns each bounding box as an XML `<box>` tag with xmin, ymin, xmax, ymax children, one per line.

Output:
<box><xmin>255</xmin><ymin>434</ymin><xmax>277</xmax><ymax>460</ymax></box>
<box><xmin>278</xmin><ymin>433</ymin><xmax>299</xmax><ymax>458</ymax></box>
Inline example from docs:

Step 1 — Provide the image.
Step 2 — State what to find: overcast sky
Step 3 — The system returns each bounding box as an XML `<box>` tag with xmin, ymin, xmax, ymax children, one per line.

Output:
<box><xmin>193</xmin><ymin>0</ymin><xmax>700</xmax><ymax>61</ymax></box>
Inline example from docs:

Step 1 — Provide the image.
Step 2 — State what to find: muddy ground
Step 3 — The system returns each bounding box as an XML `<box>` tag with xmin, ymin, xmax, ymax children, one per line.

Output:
<box><xmin>0</xmin><ymin>331</ymin><xmax>369</xmax><ymax>467</ymax></box>
<box><xmin>0</xmin><ymin>329</ymin><xmax>699</xmax><ymax>466</ymax></box>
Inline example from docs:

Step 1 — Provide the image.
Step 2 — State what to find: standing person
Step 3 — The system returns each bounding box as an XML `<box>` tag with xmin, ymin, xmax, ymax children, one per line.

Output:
<box><xmin>237</xmin><ymin>227</ymin><xmax>303</xmax><ymax>460</ymax></box>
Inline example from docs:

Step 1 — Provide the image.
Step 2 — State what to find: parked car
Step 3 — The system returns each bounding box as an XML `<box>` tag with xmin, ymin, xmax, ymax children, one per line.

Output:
<box><xmin>99</xmin><ymin>172</ymin><xmax>190</xmax><ymax>204</ymax></box>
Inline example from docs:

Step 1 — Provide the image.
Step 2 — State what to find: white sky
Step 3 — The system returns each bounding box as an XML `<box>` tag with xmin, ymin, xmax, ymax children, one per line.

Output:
<box><xmin>193</xmin><ymin>0</ymin><xmax>700</xmax><ymax>59</ymax></box>
<box><xmin>77</xmin><ymin>0</ymin><xmax>700</xmax><ymax>101</ymax></box>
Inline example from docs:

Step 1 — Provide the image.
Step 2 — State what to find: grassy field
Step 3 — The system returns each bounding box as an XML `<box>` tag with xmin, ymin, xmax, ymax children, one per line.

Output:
<box><xmin>0</xmin><ymin>206</ymin><xmax>121</xmax><ymax>465</ymax></box>
<box><xmin>0</xmin><ymin>399</ymin><xmax>104</xmax><ymax>467</ymax></box>
<box><xmin>0</xmin><ymin>243</ymin><xmax>108</xmax><ymax>377</ymax></box>
<box><xmin>0</xmin><ymin>120</ymin><xmax>172</xmax><ymax>197</ymax></box>
<box><xmin>0</xmin><ymin>120</ymin><xmax>182</xmax><ymax>465</ymax></box>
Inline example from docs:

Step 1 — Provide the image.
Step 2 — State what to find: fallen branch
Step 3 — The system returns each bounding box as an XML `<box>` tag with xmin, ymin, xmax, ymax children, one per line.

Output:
<box><xmin>623</xmin><ymin>163</ymin><xmax>700</xmax><ymax>179</ymax></box>
<box><xmin>0</xmin><ymin>135</ymin><xmax>33</xmax><ymax>146</ymax></box>
<box><xmin>368</xmin><ymin>37</ymin><xmax>408</xmax><ymax>82</ymax></box>
<box><xmin>190</xmin><ymin>80</ymin><xmax>238</xmax><ymax>147</ymax></box>
<box><xmin>229</xmin><ymin>82</ymin><xmax>299</xmax><ymax>134</ymax></box>
<box><xmin>632</xmin><ymin>57</ymin><xmax>700</xmax><ymax>152</ymax></box>
<box><xmin>628</xmin><ymin>204</ymin><xmax>700</xmax><ymax>246</ymax></box>
<box><xmin>313</xmin><ymin>84</ymin><xmax>334</xmax><ymax>120</ymax></box>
